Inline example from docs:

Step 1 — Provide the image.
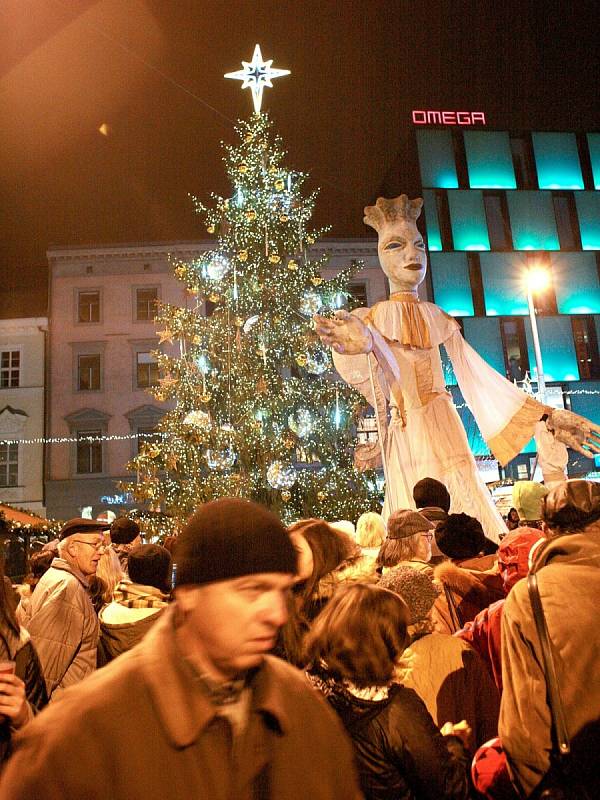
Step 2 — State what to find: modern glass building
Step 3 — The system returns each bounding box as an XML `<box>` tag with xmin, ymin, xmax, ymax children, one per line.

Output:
<box><xmin>415</xmin><ymin>126</ymin><xmax>600</xmax><ymax>479</ymax></box>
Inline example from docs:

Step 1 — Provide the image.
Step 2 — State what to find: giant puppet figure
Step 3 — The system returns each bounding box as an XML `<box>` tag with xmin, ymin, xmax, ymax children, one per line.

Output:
<box><xmin>315</xmin><ymin>196</ymin><xmax>600</xmax><ymax>538</ymax></box>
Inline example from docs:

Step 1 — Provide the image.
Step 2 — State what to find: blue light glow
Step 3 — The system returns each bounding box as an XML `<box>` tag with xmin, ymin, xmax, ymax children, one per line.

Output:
<box><xmin>532</xmin><ymin>133</ymin><xmax>584</xmax><ymax>190</ymax></box>
<box><xmin>422</xmin><ymin>190</ymin><xmax>443</xmax><ymax>251</ymax></box>
<box><xmin>464</xmin><ymin>131</ymin><xmax>516</xmax><ymax>189</ymax></box>
<box><xmin>447</xmin><ymin>190</ymin><xmax>490</xmax><ymax>251</ymax></box>
<box><xmin>551</xmin><ymin>253</ymin><xmax>600</xmax><ymax>314</ymax></box>
<box><xmin>575</xmin><ymin>192</ymin><xmax>600</xmax><ymax>250</ymax></box>
<box><xmin>416</xmin><ymin>131</ymin><xmax>459</xmax><ymax>188</ymax></box>
<box><xmin>430</xmin><ymin>253</ymin><xmax>474</xmax><ymax>317</ymax></box>
<box><xmin>506</xmin><ymin>191</ymin><xmax>560</xmax><ymax>251</ymax></box>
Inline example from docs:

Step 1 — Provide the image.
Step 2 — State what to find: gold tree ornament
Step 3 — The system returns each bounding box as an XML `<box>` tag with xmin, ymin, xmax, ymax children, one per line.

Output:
<box><xmin>207</xmin><ymin>224</ymin><xmax>215</xmax><ymax>233</ymax></box>
<box><xmin>157</xmin><ymin>329</ymin><xmax>174</xmax><ymax>345</ymax></box>
<box><xmin>199</xmin><ymin>391</ymin><xmax>212</xmax><ymax>403</ymax></box>
<box><xmin>287</xmin><ymin>259</ymin><xmax>298</xmax><ymax>271</ymax></box>
<box><xmin>245</xmin><ymin>209</ymin><xmax>257</xmax><ymax>221</ymax></box>
<box><xmin>281</xmin><ymin>490</ymin><xmax>291</xmax><ymax>502</ymax></box>
<box><xmin>274</xmin><ymin>179</ymin><xmax>285</xmax><ymax>191</ymax></box>
<box><xmin>238</xmin><ymin>163</ymin><xmax>248</xmax><ymax>173</ymax></box>
<box><xmin>295</xmin><ymin>354</ymin><xmax>307</xmax><ymax>367</ymax></box>
<box><xmin>311</xmin><ymin>276</ymin><xmax>323</xmax><ymax>286</ymax></box>
<box><xmin>238</xmin><ymin>249</ymin><xmax>249</xmax><ymax>261</ymax></box>
<box><xmin>317</xmin><ymin>490</ymin><xmax>327</xmax><ymax>502</ymax></box>
<box><xmin>269</xmin><ymin>253</ymin><xmax>281</xmax><ymax>264</ymax></box>
<box><xmin>208</xmin><ymin>292</ymin><xmax>220</xmax><ymax>302</ymax></box>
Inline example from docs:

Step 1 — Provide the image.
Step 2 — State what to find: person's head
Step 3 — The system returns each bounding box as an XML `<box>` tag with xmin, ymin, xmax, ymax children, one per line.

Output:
<box><xmin>304</xmin><ymin>583</ymin><xmax>410</xmax><ymax>688</ymax></box>
<box><xmin>25</xmin><ymin>549</ymin><xmax>56</xmax><ymax>589</ymax></box>
<box><xmin>110</xmin><ymin>517</ymin><xmax>141</xmax><ymax>548</ymax></box>
<box><xmin>497</xmin><ymin>527</ymin><xmax>544</xmax><ymax>595</ymax></box>
<box><xmin>96</xmin><ymin>547</ymin><xmax>123</xmax><ymax>600</ymax></box>
<box><xmin>434</xmin><ymin>513</ymin><xmax>486</xmax><ymax>561</ymax></box>
<box><xmin>541</xmin><ymin>479</ymin><xmax>600</xmax><ymax>537</ymax></box>
<box><xmin>512</xmin><ymin>481</ymin><xmax>548</xmax><ymax>527</ymax></box>
<box><xmin>412</xmin><ymin>477</ymin><xmax>451</xmax><ymax>513</ymax></box>
<box><xmin>364</xmin><ymin>196</ymin><xmax>427</xmax><ymax>293</ymax></box>
<box><xmin>0</xmin><ymin>556</ymin><xmax>19</xmax><ymax>639</ymax></box>
<box><xmin>57</xmin><ymin>518</ymin><xmax>110</xmax><ymax>577</ymax></box>
<box><xmin>507</xmin><ymin>508</ymin><xmax>520</xmax><ymax>523</ymax></box>
<box><xmin>379</xmin><ymin>566</ymin><xmax>440</xmax><ymax>625</ymax></box>
<box><xmin>377</xmin><ymin>509</ymin><xmax>434</xmax><ymax>568</ymax></box>
<box><xmin>356</xmin><ymin>512</ymin><xmax>386</xmax><ymax>549</ymax></box>
<box><xmin>287</xmin><ymin>518</ymin><xmax>360</xmax><ymax>593</ymax></box>
<box><xmin>128</xmin><ymin>544</ymin><xmax>172</xmax><ymax>595</ymax></box>
<box><xmin>174</xmin><ymin>498</ymin><xmax>296</xmax><ymax>681</ymax></box>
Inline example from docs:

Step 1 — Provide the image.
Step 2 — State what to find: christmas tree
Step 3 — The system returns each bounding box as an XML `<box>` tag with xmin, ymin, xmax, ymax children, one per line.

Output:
<box><xmin>123</xmin><ymin>72</ymin><xmax>381</xmax><ymax>531</ymax></box>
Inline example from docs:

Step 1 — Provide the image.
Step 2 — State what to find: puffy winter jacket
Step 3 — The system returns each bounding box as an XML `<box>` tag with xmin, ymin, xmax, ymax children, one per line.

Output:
<box><xmin>308</xmin><ymin>669</ymin><xmax>469</xmax><ymax>800</ymax></box>
<box><xmin>98</xmin><ymin>582</ymin><xmax>168</xmax><ymax>666</ymax></box>
<box><xmin>26</xmin><ymin>559</ymin><xmax>99</xmax><ymax>699</ymax></box>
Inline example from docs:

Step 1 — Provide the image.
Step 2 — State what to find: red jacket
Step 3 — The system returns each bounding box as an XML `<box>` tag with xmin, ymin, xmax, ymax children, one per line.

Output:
<box><xmin>455</xmin><ymin>599</ymin><xmax>505</xmax><ymax>691</ymax></box>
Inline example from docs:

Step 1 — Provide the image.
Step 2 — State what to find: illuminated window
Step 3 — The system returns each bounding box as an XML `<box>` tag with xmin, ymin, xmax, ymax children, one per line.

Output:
<box><xmin>0</xmin><ymin>350</ymin><xmax>20</xmax><ymax>388</ymax></box>
<box><xmin>447</xmin><ymin>190</ymin><xmax>490</xmax><ymax>251</ymax></box>
<box><xmin>551</xmin><ymin>253</ymin><xmax>600</xmax><ymax>314</ymax></box>
<box><xmin>430</xmin><ymin>253</ymin><xmax>474</xmax><ymax>316</ymax></box>
<box><xmin>0</xmin><ymin>442</ymin><xmax>18</xmax><ymax>487</ymax></box>
<box><xmin>500</xmin><ymin>318</ymin><xmax>530</xmax><ymax>380</ymax></box>
<box><xmin>575</xmin><ymin>192</ymin><xmax>600</xmax><ymax>250</ymax></box>
<box><xmin>416</xmin><ymin>130</ymin><xmax>459</xmax><ymax>189</ymax></box>
<box><xmin>526</xmin><ymin>316</ymin><xmax>580</xmax><ymax>382</ymax></box>
<box><xmin>78</xmin><ymin>354</ymin><xmax>101</xmax><ymax>391</ymax></box>
<box><xmin>532</xmin><ymin>132</ymin><xmax>584</xmax><ymax>190</ymax></box>
<box><xmin>78</xmin><ymin>291</ymin><xmax>100</xmax><ymax>323</ymax></box>
<box><xmin>76</xmin><ymin>430</ymin><xmax>103</xmax><ymax>474</ymax></box>
<box><xmin>136</xmin><ymin>287</ymin><xmax>159</xmax><ymax>321</ymax></box>
<box><xmin>571</xmin><ymin>316</ymin><xmax>600</xmax><ymax>380</ymax></box>
<box><xmin>464</xmin><ymin>131</ymin><xmax>516</xmax><ymax>189</ymax></box>
<box><xmin>422</xmin><ymin>190</ymin><xmax>443</xmax><ymax>251</ymax></box>
<box><xmin>483</xmin><ymin>192</ymin><xmax>513</xmax><ymax>250</ymax></box>
<box><xmin>479</xmin><ymin>253</ymin><xmax>528</xmax><ymax>317</ymax></box>
<box><xmin>506</xmin><ymin>191</ymin><xmax>560</xmax><ymax>251</ymax></box>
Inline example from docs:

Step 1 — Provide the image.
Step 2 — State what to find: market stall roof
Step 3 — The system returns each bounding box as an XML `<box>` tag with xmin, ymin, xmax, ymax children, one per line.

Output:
<box><xmin>0</xmin><ymin>504</ymin><xmax>50</xmax><ymax>527</ymax></box>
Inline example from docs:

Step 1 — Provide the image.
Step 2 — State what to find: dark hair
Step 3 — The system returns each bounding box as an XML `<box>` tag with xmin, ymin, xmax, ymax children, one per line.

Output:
<box><xmin>413</xmin><ymin>477</ymin><xmax>451</xmax><ymax>513</ymax></box>
<box><xmin>0</xmin><ymin>557</ymin><xmax>19</xmax><ymax>639</ymax></box>
<box><xmin>24</xmin><ymin>549</ymin><xmax>56</xmax><ymax>590</ymax></box>
<box><xmin>304</xmin><ymin>584</ymin><xmax>410</xmax><ymax>688</ymax></box>
<box><xmin>435</xmin><ymin>513</ymin><xmax>486</xmax><ymax>560</ymax></box>
<box><xmin>128</xmin><ymin>544</ymin><xmax>172</xmax><ymax>594</ymax></box>
<box><xmin>110</xmin><ymin>517</ymin><xmax>141</xmax><ymax>545</ymax></box>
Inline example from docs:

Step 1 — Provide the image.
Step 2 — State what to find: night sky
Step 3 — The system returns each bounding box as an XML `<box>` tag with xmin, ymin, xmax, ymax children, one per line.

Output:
<box><xmin>1</xmin><ymin>0</ymin><xmax>598</xmax><ymax>316</ymax></box>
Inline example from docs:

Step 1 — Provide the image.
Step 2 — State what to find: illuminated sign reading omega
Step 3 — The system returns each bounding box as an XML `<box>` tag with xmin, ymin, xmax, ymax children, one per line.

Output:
<box><xmin>412</xmin><ymin>110</ymin><xmax>486</xmax><ymax>125</ymax></box>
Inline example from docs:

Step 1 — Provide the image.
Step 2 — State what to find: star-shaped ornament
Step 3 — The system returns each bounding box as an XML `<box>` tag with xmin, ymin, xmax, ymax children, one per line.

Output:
<box><xmin>157</xmin><ymin>328</ymin><xmax>174</xmax><ymax>344</ymax></box>
<box><xmin>225</xmin><ymin>44</ymin><xmax>290</xmax><ymax>114</ymax></box>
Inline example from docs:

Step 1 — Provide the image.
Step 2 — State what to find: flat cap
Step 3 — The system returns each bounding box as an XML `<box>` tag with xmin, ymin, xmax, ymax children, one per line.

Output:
<box><xmin>59</xmin><ymin>517</ymin><xmax>110</xmax><ymax>541</ymax></box>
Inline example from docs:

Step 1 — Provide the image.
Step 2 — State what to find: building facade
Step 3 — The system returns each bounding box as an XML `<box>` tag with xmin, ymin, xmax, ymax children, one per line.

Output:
<box><xmin>45</xmin><ymin>240</ymin><xmax>384</xmax><ymax>519</ymax></box>
<box><xmin>0</xmin><ymin>317</ymin><xmax>48</xmax><ymax>514</ymax></box>
<box><xmin>413</xmin><ymin>123</ymin><xmax>600</xmax><ymax>480</ymax></box>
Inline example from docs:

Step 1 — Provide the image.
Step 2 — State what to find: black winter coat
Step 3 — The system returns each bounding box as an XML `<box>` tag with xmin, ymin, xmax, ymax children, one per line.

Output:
<box><xmin>308</xmin><ymin>670</ymin><xmax>470</xmax><ymax>800</ymax></box>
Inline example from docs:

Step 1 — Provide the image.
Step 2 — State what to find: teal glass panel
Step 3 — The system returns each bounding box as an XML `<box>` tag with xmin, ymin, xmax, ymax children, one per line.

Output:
<box><xmin>569</xmin><ymin>379</ymin><xmax>600</xmax><ymax>427</ymax></box>
<box><xmin>430</xmin><ymin>253</ymin><xmax>474</xmax><ymax>316</ymax></box>
<box><xmin>462</xmin><ymin>317</ymin><xmax>506</xmax><ymax>374</ymax></box>
<box><xmin>479</xmin><ymin>253</ymin><xmax>529</xmax><ymax>316</ymax></box>
<box><xmin>416</xmin><ymin>130</ymin><xmax>458</xmax><ymax>189</ymax></box>
<box><xmin>447</xmin><ymin>190</ymin><xmax>490</xmax><ymax>251</ymax></box>
<box><xmin>524</xmin><ymin>316</ymin><xmax>579</xmax><ymax>382</ymax></box>
<box><xmin>575</xmin><ymin>192</ymin><xmax>600</xmax><ymax>250</ymax></box>
<box><xmin>422</xmin><ymin>190</ymin><xmax>442</xmax><ymax>252</ymax></box>
<box><xmin>506</xmin><ymin>191</ymin><xmax>560</xmax><ymax>250</ymax></box>
<box><xmin>586</xmin><ymin>134</ymin><xmax>600</xmax><ymax>190</ymax></box>
<box><xmin>532</xmin><ymin>132</ymin><xmax>584</xmax><ymax>190</ymax></box>
<box><xmin>551</xmin><ymin>253</ymin><xmax>600</xmax><ymax>314</ymax></box>
<box><xmin>464</xmin><ymin>131</ymin><xmax>516</xmax><ymax>189</ymax></box>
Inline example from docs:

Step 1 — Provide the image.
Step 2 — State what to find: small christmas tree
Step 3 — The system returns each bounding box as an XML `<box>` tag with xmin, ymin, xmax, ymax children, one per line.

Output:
<box><xmin>123</xmin><ymin>76</ymin><xmax>380</xmax><ymax>528</ymax></box>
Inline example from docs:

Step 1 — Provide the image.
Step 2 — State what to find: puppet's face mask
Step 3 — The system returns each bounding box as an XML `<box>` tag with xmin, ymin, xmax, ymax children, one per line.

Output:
<box><xmin>377</xmin><ymin>220</ymin><xmax>427</xmax><ymax>291</ymax></box>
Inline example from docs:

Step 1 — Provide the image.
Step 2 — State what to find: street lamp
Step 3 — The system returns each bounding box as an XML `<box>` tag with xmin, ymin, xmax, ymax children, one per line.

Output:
<box><xmin>525</xmin><ymin>266</ymin><xmax>550</xmax><ymax>403</ymax></box>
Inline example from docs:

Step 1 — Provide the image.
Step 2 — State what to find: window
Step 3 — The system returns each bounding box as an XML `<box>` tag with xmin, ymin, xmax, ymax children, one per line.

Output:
<box><xmin>483</xmin><ymin>192</ymin><xmax>513</xmax><ymax>250</ymax></box>
<box><xmin>76</xmin><ymin>430</ymin><xmax>103</xmax><ymax>474</ymax></box>
<box><xmin>0</xmin><ymin>351</ymin><xmax>20</xmax><ymax>388</ymax></box>
<box><xmin>510</xmin><ymin>134</ymin><xmax>536</xmax><ymax>189</ymax></box>
<box><xmin>447</xmin><ymin>190</ymin><xmax>490</xmax><ymax>251</ymax></box>
<box><xmin>552</xmin><ymin>193</ymin><xmax>580</xmax><ymax>250</ymax></box>
<box><xmin>136</xmin><ymin>351</ymin><xmax>159</xmax><ymax>388</ymax></box>
<box><xmin>532</xmin><ymin>132</ymin><xmax>584</xmax><ymax>190</ymax></box>
<box><xmin>78</xmin><ymin>354</ymin><xmax>101</xmax><ymax>391</ymax></box>
<box><xmin>347</xmin><ymin>282</ymin><xmax>368</xmax><ymax>309</ymax></box>
<box><xmin>571</xmin><ymin>316</ymin><xmax>600</xmax><ymax>379</ymax></box>
<box><xmin>500</xmin><ymin>318</ymin><xmax>530</xmax><ymax>381</ymax></box>
<box><xmin>0</xmin><ymin>442</ymin><xmax>18</xmax><ymax>487</ymax></box>
<box><xmin>78</xmin><ymin>291</ymin><xmax>100</xmax><ymax>323</ymax></box>
<box><xmin>136</xmin><ymin>288</ymin><xmax>158</xmax><ymax>321</ymax></box>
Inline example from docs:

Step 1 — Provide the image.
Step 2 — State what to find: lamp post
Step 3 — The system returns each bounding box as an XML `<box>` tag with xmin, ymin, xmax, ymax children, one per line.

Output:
<box><xmin>525</xmin><ymin>266</ymin><xmax>550</xmax><ymax>403</ymax></box>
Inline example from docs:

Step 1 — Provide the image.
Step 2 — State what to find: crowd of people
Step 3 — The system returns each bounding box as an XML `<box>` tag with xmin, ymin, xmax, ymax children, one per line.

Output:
<box><xmin>0</xmin><ymin>476</ymin><xmax>598</xmax><ymax>799</ymax></box>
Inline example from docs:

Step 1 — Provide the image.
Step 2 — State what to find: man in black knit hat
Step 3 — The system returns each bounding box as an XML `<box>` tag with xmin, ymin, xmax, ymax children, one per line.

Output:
<box><xmin>1</xmin><ymin>498</ymin><xmax>361</xmax><ymax>800</ymax></box>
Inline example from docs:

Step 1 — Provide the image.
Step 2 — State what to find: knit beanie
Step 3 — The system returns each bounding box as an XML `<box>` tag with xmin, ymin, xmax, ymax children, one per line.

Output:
<box><xmin>434</xmin><ymin>513</ymin><xmax>486</xmax><ymax>560</ymax></box>
<box><xmin>387</xmin><ymin>509</ymin><xmax>434</xmax><ymax>540</ymax></box>
<box><xmin>128</xmin><ymin>544</ymin><xmax>172</xmax><ymax>593</ymax></box>
<box><xmin>110</xmin><ymin>517</ymin><xmax>141</xmax><ymax>545</ymax></box>
<box><xmin>379</xmin><ymin>566</ymin><xmax>440</xmax><ymax>624</ymax></box>
<box><xmin>174</xmin><ymin>498</ymin><xmax>297</xmax><ymax>586</ymax></box>
<box><xmin>413</xmin><ymin>478</ymin><xmax>451</xmax><ymax>513</ymax></box>
<box><xmin>512</xmin><ymin>481</ymin><xmax>548</xmax><ymax>522</ymax></box>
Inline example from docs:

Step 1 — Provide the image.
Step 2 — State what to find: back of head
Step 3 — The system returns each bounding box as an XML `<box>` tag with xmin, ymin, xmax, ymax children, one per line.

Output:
<box><xmin>413</xmin><ymin>477</ymin><xmax>451</xmax><ymax>513</ymax></box>
<box><xmin>497</xmin><ymin>527</ymin><xmax>544</xmax><ymax>594</ymax></box>
<box><xmin>304</xmin><ymin>583</ymin><xmax>410</xmax><ymax>687</ymax></box>
<box><xmin>128</xmin><ymin>544</ymin><xmax>172</xmax><ymax>594</ymax></box>
<box><xmin>356</xmin><ymin>512</ymin><xmax>386</xmax><ymax>549</ymax></box>
<box><xmin>329</xmin><ymin>520</ymin><xmax>356</xmax><ymax>539</ymax></box>
<box><xmin>377</xmin><ymin>509</ymin><xmax>433</xmax><ymax>568</ymax></box>
<box><xmin>27</xmin><ymin>550</ymin><xmax>57</xmax><ymax>586</ymax></box>
<box><xmin>379</xmin><ymin>565</ymin><xmax>439</xmax><ymax>625</ymax></box>
<box><xmin>110</xmin><ymin>516</ymin><xmax>141</xmax><ymax>545</ymax></box>
<box><xmin>175</xmin><ymin>498</ymin><xmax>296</xmax><ymax>587</ymax></box>
<box><xmin>512</xmin><ymin>481</ymin><xmax>548</xmax><ymax>524</ymax></box>
<box><xmin>542</xmin><ymin>479</ymin><xmax>600</xmax><ymax>535</ymax></box>
<box><xmin>435</xmin><ymin>513</ymin><xmax>486</xmax><ymax>561</ymax></box>
<box><xmin>287</xmin><ymin>518</ymin><xmax>360</xmax><ymax>582</ymax></box>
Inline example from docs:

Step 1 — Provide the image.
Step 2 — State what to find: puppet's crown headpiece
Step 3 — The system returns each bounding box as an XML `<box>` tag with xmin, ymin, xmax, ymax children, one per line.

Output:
<box><xmin>363</xmin><ymin>195</ymin><xmax>423</xmax><ymax>233</ymax></box>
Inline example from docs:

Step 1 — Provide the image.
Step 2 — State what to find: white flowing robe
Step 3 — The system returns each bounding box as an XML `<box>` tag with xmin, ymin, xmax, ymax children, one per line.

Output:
<box><xmin>333</xmin><ymin>296</ymin><xmax>550</xmax><ymax>540</ymax></box>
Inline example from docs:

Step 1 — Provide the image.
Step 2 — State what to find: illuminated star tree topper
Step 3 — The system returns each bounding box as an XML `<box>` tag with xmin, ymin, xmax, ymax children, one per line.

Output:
<box><xmin>225</xmin><ymin>43</ymin><xmax>290</xmax><ymax>113</ymax></box>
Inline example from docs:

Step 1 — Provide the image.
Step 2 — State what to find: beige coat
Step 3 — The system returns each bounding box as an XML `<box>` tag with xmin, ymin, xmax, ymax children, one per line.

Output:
<box><xmin>500</xmin><ymin>525</ymin><xmax>600</xmax><ymax>796</ymax></box>
<box><xmin>24</xmin><ymin>559</ymin><xmax>99</xmax><ymax>699</ymax></box>
<box><xmin>1</xmin><ymin>606</ymin><xmax>362</xmax><ymax>800</ymax></box>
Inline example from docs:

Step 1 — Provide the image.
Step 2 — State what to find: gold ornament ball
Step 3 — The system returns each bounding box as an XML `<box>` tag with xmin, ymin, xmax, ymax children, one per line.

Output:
<box><xmin>238</xmin><ymin>250</ymin><xmax>248</xmax><ymax>262</ymax></box>
<box><xmin>295</xmin><ymin>354</ymin><xmax>307</xmax><ymax>367</ymax></box>
<box><xmin>192</xmin><ymin>335</ymin><xmax>202</xmax><ymax>344</ymax></box>
<box><xmin>238</xmin><ymin>163</ymin><xmax>248</xmax><ymax>174</ymax></box>
<box><xmin>307</xmin><ymin>235</ymin><xmax>315</xmax><ymax>244</ymax></box>
<box><xmin>274</xmin><ymin>179</ymin><xmax>285</xmax><ymax>191</ymax></box>
<box><xmin>279</xmin><ymin>214</ymin><xmax>289</xmax><ymax>223</ymax></box>
<box><xmin>234</xmin><ymin>316</ymin><xmax>244</xmax><ymax>327</ymax></box>
<box><xmin>187</xmin><ymin>286</ymin><xmax>199</xmax><ymax>296</ymax></box>
<box><xmin>317</xmin><ymin>490</ymin><xmax>327</xmax><ymax>502</ymax></box>
<box><xmin>282</xmin><ymin>433</ymin><xmax>295</xmax><ymax>449</ymax></box>
<box><xmin>199</xmin><ymin>391</ymin><xmax>212</xmax><ymax>403</ymax></box>
<box><xmin>245</xmin><ymin>209</ymin><xmax>256</xmax><ymax>221</ymax></box>
<box><xmin>269</xmin><ymin>253</ymin><xmax>281</xmax><ymax>264</ymax></box>
<box><xmin>207</xmin><ymin>224</ymin><xmax>215</xmax><ymax>234</ymax></box>
<box><xmin>281</xmin><ymin>490</ymin><xmax>291</xmax><ymax>502</ymax></box>
<box><xmin>244</xmin><ymin>133</ymin><xmax>253</xmax><ymax>143</ymax></box>
<box><xmin>287</xmin><ymin>259</ymin><xmax>298</xmax><ymax>271</ymax></box>
<box><xmin>311</xmin><ymin>276</ymin><xmax>323</xmax><ymax>286</ymax></box>
<box><xmin>268</xmin><ymin>166</ymin><xmax>277</xmax><ymax>175</ymax></box>
<box><xmin>208</xmin><ymin>292</ymin><xmax>220</xmax><ymax>302</ymax></box>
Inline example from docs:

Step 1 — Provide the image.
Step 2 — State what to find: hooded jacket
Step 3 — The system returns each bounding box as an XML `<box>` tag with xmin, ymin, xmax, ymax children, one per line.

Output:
<box><xmin>308</xmin><ymin>668</ymin><xmax>470</xmax><ymax>800</ymax></box>
<box><xmin>98</xmin><ymin>581</ymin><xmax>168</xmax><ymax>665</ymax></box>
<box><xmin>499</xmin><ymin>524</ymin><xmax>600</xmax><ymax>797</ymax></box>
<box><xmin>25</xmin><ymin>558</ymin><xmax>99</xmax><ymax>699</ymax></box>
<box><xmin>433</xmin><ymin>560</ymin><xmax>504</xmax><ymax>632</ymax></box>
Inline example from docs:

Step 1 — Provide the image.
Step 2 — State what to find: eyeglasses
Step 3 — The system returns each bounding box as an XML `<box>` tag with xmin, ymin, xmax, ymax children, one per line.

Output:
<box><xmin>71</xmin><ymin>539</ymin><xmax>107</xmax><ymax>553</ymax></box>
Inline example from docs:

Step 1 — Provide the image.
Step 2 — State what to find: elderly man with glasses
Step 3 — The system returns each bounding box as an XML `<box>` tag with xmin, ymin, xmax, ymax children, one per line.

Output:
<box><xmin>25</xmin><ymin>518</ymin><xmax>110</xmax><ymax>700</ymax></box>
